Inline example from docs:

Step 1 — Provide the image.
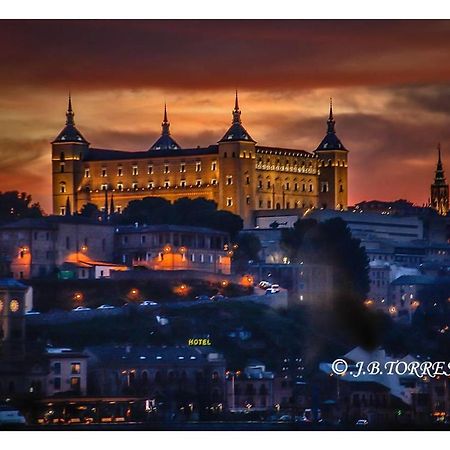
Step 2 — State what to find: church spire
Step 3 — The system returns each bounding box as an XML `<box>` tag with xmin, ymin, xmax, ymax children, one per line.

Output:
<box><xmin>315</xmin><ymin>98</ymin><xmax>346</xmax><ymax>151</ymax></box>
<box><xmin>434</xmin><ymin>143</ymin><xmax>446</xmax><ymax>184</ymax></box>
<box><xmin>149</xmin><ymin>102</ymin><xmax>181</xmax><ymax>150</ymax></box>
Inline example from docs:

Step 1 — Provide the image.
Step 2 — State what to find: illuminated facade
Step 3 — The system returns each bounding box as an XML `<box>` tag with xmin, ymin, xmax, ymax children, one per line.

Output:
<box><xmin>52</xmin><ymin>94</ymin><xmax>349</xmax><ymax>227</ymax></box>
<box><xmin>430</xmin><ymin>144</ymin><xmax>449</xmax><ymax>216</ymax></box>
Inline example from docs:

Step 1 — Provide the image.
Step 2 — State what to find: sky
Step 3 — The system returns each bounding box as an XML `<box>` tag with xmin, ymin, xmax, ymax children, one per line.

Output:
<box><xmin>1</xmin><ymin>20</ymin><xmax>450</xmax><ymax>213</ymax></box>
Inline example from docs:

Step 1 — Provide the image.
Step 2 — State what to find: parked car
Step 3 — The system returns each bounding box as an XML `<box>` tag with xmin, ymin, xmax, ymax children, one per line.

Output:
<box><xmin>25</xmin><ymin>310</ymin><xmax>41</xmax><ymax>315</ymax></box>
<box><xmin>258</xmin><ymin>280</ymin><xmax>271</xmax><ymax>289</ymax></box>
<box><xmin>97</xmin><ymin>304</ymin><xmax>115</xmax><ymax>309</ymax></box>
<box><xmin>140</xmin><ymin>300</ymin><xmax>158</xmax><ymax>306</ymax></box>
<box><xmin>355</xmin><ymin>419</ymin><xmax>369</xmax><ymax>426</ymax></box>
<box><xmin>72</xmin><ymin>306</ymin><xmax>91</xmax><ymax>312</ymax></box>
<box><xmin>0</xmin><ymin>406</ymin><xmax>26</xmax><ymax>425</ymax></box>
<box><xmin>210</xmin><ymin>294</ymin><xmax>227</xmax><ymax>302</ymax></box>
<box><xmin>265</xmin><ymin>285</ymin><xmax>280</xmax><ymax>294</ymax></box>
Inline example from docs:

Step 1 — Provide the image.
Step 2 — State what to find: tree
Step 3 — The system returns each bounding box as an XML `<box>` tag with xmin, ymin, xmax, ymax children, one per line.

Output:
<box><xmin>79</xmin><ymin>203</ymin><xmax>101</xmax><ymax>219</ymax></box>
<box><xmin>280</xmin><ymin>217</ymin><xmax>370</xmax><ymax>300</ymax></box>
<box><xmin>232</xmin><ymin>233</ymin><xmax>262</xmax><ymax>273</ymax></box>
<box><xmin>0</xmin><ymin>191</ymin><xmax>43</xmax><ymax>223</ymax></box>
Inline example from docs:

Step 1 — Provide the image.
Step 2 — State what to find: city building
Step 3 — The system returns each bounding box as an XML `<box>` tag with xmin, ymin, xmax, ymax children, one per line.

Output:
<box><xmin>0</xmin><ymin>217</ymin><xmax>116</xmax><ymax>280</ymax></box>
<box><xmin>115</xmin><ymin>224</ymin><xmax>231</xmax><ymax>274</ymax></box>
<box><xmin>51</xmin><ymin>94</ymin><xmax>349</xmax><ymax>227</ymax></box>
<box><xmin>226</xmin><ymin>363</ymin><xmax>294</xmax><ymax>412</ymax></box>
<box><xmin>85</xmin><ymin>345</ymin><xmax>226</xmax><ymax>416</ymax></box>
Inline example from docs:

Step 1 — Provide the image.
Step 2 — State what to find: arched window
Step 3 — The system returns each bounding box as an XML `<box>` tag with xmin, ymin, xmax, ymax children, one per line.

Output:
<box><xmin>60</xmin><ymin>182</ymin><xmax>66</xmax><ymax>193</ymax></box>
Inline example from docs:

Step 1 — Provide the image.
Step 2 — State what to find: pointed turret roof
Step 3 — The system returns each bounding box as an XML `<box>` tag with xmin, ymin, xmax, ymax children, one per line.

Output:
<box><xmin>149</xmin><ymin>103</ymin><xmax>181</xmax><ymax>150</ymax></box>
<box><xmin>53</xmin><ymin>94</ymin><xmax>89</xmax><ymax>144</ymax></box>
<box><xmin>219</xmin><ymin>91</ymin><xmax>256</xmax><ymax>143</ymax></box>
<box><xmin>315</xmin><ymin>98</ymin><xmax>347</xmax><ymax>151</ymax></box>
<box><xmin>433</xmin><ymin>143</ymin><xmax>447</xmax><ymax>186</ymax></box>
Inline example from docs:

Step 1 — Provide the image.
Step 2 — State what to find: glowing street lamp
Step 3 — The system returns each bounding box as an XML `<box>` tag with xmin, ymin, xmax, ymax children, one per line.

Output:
<box><xmin>73</xmin><ymin>292</ymin><xmax>83</xmax><ymax>302</ymax></box>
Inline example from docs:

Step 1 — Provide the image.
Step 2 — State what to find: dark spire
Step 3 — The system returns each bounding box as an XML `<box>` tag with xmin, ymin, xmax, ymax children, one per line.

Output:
<box><xmin>52</xmin><ymin>94</ymin><xmax>89</xmax><ymax>144</ymax></box>
<box><xmin>219</xmin><ymin>91</ymin><xmax>255</xmax><ymax>143</ymax></box>
<box><xmin>66</xmin><ymin>92</ymin><xmax>75</xmax><ymax>126</ymax></box>
<box><xmin>103</xmin><ymin>189</ymin><xmax>109</xmax><ymax>221</ymax></box>
<box><xmin>162</xmin><ymin>102</ymin><xmax>170</xmax><ymax>135</ymax></box>
<box><xmin>149</xmin><ymin>103</ymin><xmax>181</xmax><ymax>150</ymax></box>
<box><xmin>315</xmin><ymin>98</ymin><xmax>347</xmax><ymax>152</ymax></box>
<box><xmin>327</xmin><ymin>97</ymin><xmax>335</xmax><ymax>134</ymax></box>
<box><xmin>434</xmin><ymin>143</ymin><xmax>447</xmax><ymax>185</ymax></box>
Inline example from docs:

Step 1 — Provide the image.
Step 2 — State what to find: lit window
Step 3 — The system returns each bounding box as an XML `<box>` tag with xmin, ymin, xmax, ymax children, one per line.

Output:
<box><xmin>211</xmin><ymin>179</ymin><xmax>217</xmax><ymax>185</ymax></box>
<box><xmin>60</xmin><ymin>182</ymin><xmax>66</xmax><ymax>193</ymax></box>
<box><xmin>117</xmin><ymin>167</ymin><xmax>123</xmax><ymax>176</ymax></box>
<box><xmin>148</xmin><ymin>165</ymin><xmax>153</xmax><ymax>175</ymax></box>
<box><xmin>84</xmin><ymin>168</ymin><xmax>90</xmax><ymax>178</ymax></box>
<box><xmin>180</xmin><ymin>180</ymin><xmax>186</xmax><ymax>187</ymax></box>
<box><xmin>132</xmin><ymin>182</ymin><xmax>138</xmax><ymax>190</ymax></box>
<box><xmin>71</xmin><ymin>363</ymin><xmax>81</xmax><ymax>374</ymax></box>
<box><xmin>148</xmin><ymin>181</ymin><xmax>154</xmax><ymax>189</ymax></box>
<box><xmin>196</xmin><ymin>179</ymin><xmax>202</xmax><ymax>187</ymax></box>
<box><xmin>132</xmin><ymin>165</ymin><xmax>138</xmax><ymax>176</ymax></box>
<box><xmin>285</xmin><ymin>182</ymin><xmax>290</xmax><ymax>191</ymax></box>
<box><xmin>101</xmin><ymin>184</ymin><xmax>108</xmax><ymax>191</ymax></box>
<box><xmin>101</xmin><ymin>168</ymin><xmax>107</xmax><ymax>177</ymax></box>
<box><xmin>180</xmin><ymin>163</ymin><xmax>186</xmax><ymax>173</ymax></box>
<box><xmin>195</xmin><ymin>162</ymin><xmax>202</xmax><ymax>172</ymax></box>
<box><xmin>117</xmin><ymin>183</ymin><xmax>123</xmax><ymax>191</ymax></box>
<box><xmin>321</xmin><ymin>182</ymin><xmax>329</xmax><ymax>193</ymax></box>
<box><xmin>211</xmin><ymin>161</ymin><xmax>217</xmax><ymax>171</ymax></box>
<box><xmin>60</xmin><ymin>207</ymin><xmax>66</xmax><ymax>216</ymax></box>
<box><xmin>309</xmin><ymin>184</ymin><xmax>313</xmax><ymax>192</ymax></box>
<box><xmin>164</xmin><ymin>181</ymin><xmax>170</xmax><ymax>188</ymax></box>
<box><xmin>226</xmin><ymin>197</ymin><xmax>233</xmax><ymax>207</ymax></box>
<box><xmin>226</xmin><ymin>176</ymin><xmax>233</xmax><ymax>185</ymax></box>
<box><xmin>164</xmin><ymin>164</ymin><xmax>170</xmax><ymax>174</ymax></box>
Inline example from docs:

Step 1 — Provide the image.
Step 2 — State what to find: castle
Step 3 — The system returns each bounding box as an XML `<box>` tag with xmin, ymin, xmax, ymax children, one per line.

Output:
<box><xmin>52</xmin><ymin>93</ymin><xmax>349</xmax><ymax>227</ymax></box>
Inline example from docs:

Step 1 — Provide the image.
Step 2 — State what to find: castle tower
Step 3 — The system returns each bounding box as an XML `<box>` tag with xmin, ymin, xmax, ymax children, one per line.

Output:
<box><xmin>314</xmin><ymin>98</ymin><xmax>348</xmax><ymax>210</ymax></box>
<box><xmin>217</xmin><ymin>91</ymin><xmax>257</xmax><ymax>227</ymax></box>
<box><xmin>52</xmin><ymin>94</ymin><xmax>90</xmax><ymax>215</ymax></box>
<box><xmin>430</xmin><ymin>144</ymin><xmax>449</xmax><ymax>216</ymax></box>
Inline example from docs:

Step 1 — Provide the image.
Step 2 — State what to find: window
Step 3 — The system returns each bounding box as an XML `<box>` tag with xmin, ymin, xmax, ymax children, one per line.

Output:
<box><xmin>285</xmin><ymin>182</ymin><xmax>290</xmax><ymax>191</ymax></box>
<box><xmin>117</xmin><ymin>167</ymin><xmax>123</xmax><ymax>176</ymax></box>
<box><xmin>302</xmin><ymin>183</ymin><xmax>306</xmax><ymax>192</ymax></box>
<box><xmin>71</xmin><ymin>363</ymin><xmax>81</xmax><ymax>374</ymax></box>
<box><xmin>148</xmin><ymin>165</ymin><xmax>153</xmax><ymax>175</ymax></box>
<box><xmin>60</xmin><ymin>163</ymin><xmax>65</xmax><ymax>173</ymax></box>
<box><xmin>195</xmin><ymin>161</ymin><xmax>201</xmax><ymax>172</ymax></box>
<box><xmin>309</xmin><ymin>184</ymin><xmax>313</xmax><ymax>192</ymax></box>
<box><xmin>246</xmin><ymin>196</ymin><xmax>250</xmax><ymax>205</ymax></box>
<box><xmin>148</xmin><ymin>181</ymin><xmax>154</xmax><ymax>189</ymax></box>
<box><xmin>259</xmin><ymin>199</ymin><xmax>263</xmax><ymax>208</ymax></box>
<box><xmin>180</xmin><ymin>163</ymin><xmax>186</xmax><ymax>173</ymax></box>
<box><xmin>211</xmin><ymin>179</ymin><xmax>217</xmax><ymax>185</ymax></box>
<box><xmin>258</xmin><ymin>180</ymin><xmax>263</xmax><ymax>189</ymax></box>
<box><xmin>180</xmin><ymin>180</ymin><xmax>186</xmax><ymax>187</ymax></box>
<box><xmin>53</xmin><ymin>362</ymin><xmax>61</xmax><ymax>374</ymax></box>
<box><xmin>164</xmin><ymin>164</ymin><xmax>170</xmax><ymax>174</ymax></box>
<box><xmin>267</xmin><ymin>181</ymin><xmax>271</xmax><ymax>189</ymax></box>
<box><xmin>226</xmin><ymin>176</ymin><xmax>233</xmax><ymax>185</ymax></box>
<box><xmin>60</xmin><ymin>207</ymin><xmax>66</xmax><ymax>216</ymax></box>
<box><xmin>267</xmin><ymin>200</ymin><xmax>272</xmax><ymax>209</ymax></box>
<box><xmin>132</xmin><ymin>165</ymin><xmax>138</xmax><ymax>176</ymax></box>
<box><xmin>84</xmin><ymin>168</ymin><xmax>90</xmax><ymax>178</ymax></box>
<box><xmin>117</xmin><ymin>182</ymin><xmax>123</xmax><ymax>191</ymax></box>
<box><xmin>226</xmin><ymin>197</ymin><xmax>233</xmax><ymax>207</ymax></box>
<box><xmin>60</xmin><ymin>182</ymin><xmax>66</xmax><ymax>193</ymax></box>
<box><xmin>54</xmin><ymin>377</ymin><xmax>61</xmax><ymax>390</ymax></box>
<box><xmin>101</xmin><ymin>183</ymin><xmax>108</xmax><ymax>191</ymax></box>
<box><xmin>196</xmin><ymin>179</ymin><xmax>202</xmax><ymax>187</ymax></box>
<box><xmin>141</xmin><ymin>235</ymin><xmax>146</xmax><ymax>244</ymax></box>
<box><xmin>132</xmin><ymin>182</ymin><xmax>138</xmax><ymax>190</ymax></box>
<box><xmin>246</xmin><ymin>176</ymin><xmax>250</xmax><ymax>185</ymax></box>
<box><xmin>164</xmin><ymin>181</ymin><xmax>170</xmax><ymax>188</ymax></box>
<box><xmin>211</xmin><ymin>161</ymin><xmax>217</xmax><ymax>171</ymax></box>
<box><xmin>101</xmin><ymin>168</ymin><xmax>107</xmax><ymax>177</ymax></box>
<box><xmin>321</xmin><ymin>182</ymin><xmax>329</xmax><ymax>193</ymax></box>
<box><xmin>70</xmin><ymin>377</ymin><xmax>81</xmax><ymax>392</ymax></box>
